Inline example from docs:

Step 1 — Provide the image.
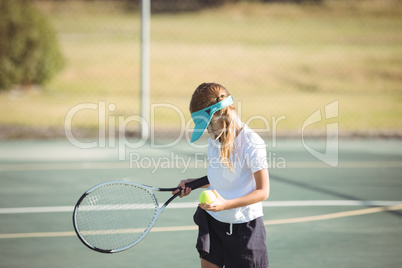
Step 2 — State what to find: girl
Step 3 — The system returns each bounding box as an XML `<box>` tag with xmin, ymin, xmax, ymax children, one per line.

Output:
<box><xmin>174</xmin><ymin>83</ymin><xmax>270</xmax><ymax>268</ymax></box>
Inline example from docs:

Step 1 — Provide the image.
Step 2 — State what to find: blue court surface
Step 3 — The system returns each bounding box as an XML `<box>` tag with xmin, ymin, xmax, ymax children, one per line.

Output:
<box><xmin>0</xmin><ymin>138</ymin><xmax>401</xmax><ymax>267</ymax></box>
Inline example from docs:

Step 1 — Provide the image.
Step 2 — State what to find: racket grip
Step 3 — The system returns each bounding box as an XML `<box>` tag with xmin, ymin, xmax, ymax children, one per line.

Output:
<box><xmin>185</xmin><ymin>176</ymin><xmax>209</xmax><ymax>191</ymax></box>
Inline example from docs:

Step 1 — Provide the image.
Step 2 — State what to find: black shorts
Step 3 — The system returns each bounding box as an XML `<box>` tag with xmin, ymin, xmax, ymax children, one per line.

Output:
<box><xmin>193</xmin><ymin>207</ymin><xmax>269</xmax><ymax>268</ymax></box>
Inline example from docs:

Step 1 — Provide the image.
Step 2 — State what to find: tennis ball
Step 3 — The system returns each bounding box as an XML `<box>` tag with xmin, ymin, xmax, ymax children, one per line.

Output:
<box><xmin>199</xmin><ymin>190</ymin><xmax>217</xmax><ymax>205</ymax></box>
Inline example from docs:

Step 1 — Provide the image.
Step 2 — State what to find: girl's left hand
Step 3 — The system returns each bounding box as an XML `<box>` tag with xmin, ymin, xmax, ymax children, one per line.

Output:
<box><xmin>199</xmin><ymin>191</ymin><xmax>228</xmax><ymax>212</ymax></box>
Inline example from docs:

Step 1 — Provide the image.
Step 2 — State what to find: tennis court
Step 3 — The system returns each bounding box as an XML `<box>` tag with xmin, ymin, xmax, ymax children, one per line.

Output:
<box><xmin>0</xmin><ymin>138</ymin><xmax>401</xmax><ymax>267</ymax></box>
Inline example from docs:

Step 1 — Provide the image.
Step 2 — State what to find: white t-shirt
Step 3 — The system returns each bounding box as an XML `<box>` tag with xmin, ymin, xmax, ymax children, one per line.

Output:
<box><xmin>206</xmin><ymin>124</ymin><xmax>268</xmax><ymax>224</ymax></box>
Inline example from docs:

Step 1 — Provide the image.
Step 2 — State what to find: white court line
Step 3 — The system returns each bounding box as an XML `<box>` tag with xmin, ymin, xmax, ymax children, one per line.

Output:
<box><xmin>1</xmin><ymin>204</ymin><xmax>402</xmax><ymax>239</ymax></box>
<box><xmin>1</xmin><ymin>200</ymin><xmax>401</xmax><ymax>214</ymax></box>
<box><xmin>0</xmin><ymin>161</ymin><xmax>401</xmax><ymax>171</ymax></box>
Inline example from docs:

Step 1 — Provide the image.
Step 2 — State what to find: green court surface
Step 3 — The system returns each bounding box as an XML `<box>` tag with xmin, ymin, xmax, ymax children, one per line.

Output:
<box><xmin>0</xmin><ymin>138</ymin><xmax>401</xmax><ymax>267</ymax></box>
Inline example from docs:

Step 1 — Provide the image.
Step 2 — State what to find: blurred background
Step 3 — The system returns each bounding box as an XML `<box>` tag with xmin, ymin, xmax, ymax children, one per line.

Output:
<box><xmin>1</xmin><ymin>0</ymin><xmax>401</xmax><ymax>140</ymax></box>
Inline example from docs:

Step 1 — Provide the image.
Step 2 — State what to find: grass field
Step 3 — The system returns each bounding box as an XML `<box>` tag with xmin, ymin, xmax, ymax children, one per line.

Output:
<box><xmin>0</xmin><ymin>0</ymin><xmax>401</xmax><ymax>136</ymax></box>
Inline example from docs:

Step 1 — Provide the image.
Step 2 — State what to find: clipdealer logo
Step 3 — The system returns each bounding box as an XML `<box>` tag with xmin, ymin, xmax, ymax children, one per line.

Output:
<box><xmin>302</xmin><ymin>101</ymin><xmax>339</xmax><ymax>167</ymax></box>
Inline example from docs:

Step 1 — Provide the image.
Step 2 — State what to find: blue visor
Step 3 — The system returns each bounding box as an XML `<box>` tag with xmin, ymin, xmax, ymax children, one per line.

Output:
<box><xmin>190</xmin><ymin>96</ymin><xmax>234</xmax><ymax>143</ymax></box>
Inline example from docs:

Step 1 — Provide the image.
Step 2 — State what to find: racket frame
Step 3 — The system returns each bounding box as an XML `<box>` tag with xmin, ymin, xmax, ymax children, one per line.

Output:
<box><xmin>73</xmin><ymin>178</ymin><xmax>207</xmax><ymax>253</ymax></box>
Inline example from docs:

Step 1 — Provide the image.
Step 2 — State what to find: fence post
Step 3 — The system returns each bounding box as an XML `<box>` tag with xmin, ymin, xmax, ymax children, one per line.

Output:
<box><xmin>140</xmin><ymin>0</ymin><xmax>151</xmax><ymax>140</ymax></box>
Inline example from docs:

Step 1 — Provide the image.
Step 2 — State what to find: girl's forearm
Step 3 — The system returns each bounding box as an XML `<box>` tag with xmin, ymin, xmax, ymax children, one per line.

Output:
<box><xmin>225</xmin><ymin>189</ymin><xmax>269</xmax><ymax>210</ymax></box>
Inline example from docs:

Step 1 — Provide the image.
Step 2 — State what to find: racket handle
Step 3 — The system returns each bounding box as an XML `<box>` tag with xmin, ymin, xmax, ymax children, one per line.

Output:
<box><xmin>185</xmin><ymin>176</ymin><xmax>209</xmax><ymax>191</ymax></box>
<box><xmin>165</xmin><ymin>176</ymin><xmax>209</xmax><ymax>206</ymax></box>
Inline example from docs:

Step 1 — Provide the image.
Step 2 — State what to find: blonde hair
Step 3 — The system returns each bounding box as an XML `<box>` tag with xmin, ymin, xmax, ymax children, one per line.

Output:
<box><xmin>190</xmin><ymin>83</ymin><xmax>238</xmax><ymax>171</ymax></box>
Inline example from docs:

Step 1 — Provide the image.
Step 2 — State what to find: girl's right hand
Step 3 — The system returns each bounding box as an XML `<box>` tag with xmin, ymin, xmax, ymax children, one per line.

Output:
<box><xmin>172</xmin><ymin>179</ymin><xmax>194</xmax><ymax>198</ymax></box>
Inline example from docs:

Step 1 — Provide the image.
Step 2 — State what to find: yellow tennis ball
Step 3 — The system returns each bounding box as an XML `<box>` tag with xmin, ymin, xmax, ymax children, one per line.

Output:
<box><xmin>199</xmin><ymin>190</ymin><xmax>217</xmax><ymax>205</ymax></box>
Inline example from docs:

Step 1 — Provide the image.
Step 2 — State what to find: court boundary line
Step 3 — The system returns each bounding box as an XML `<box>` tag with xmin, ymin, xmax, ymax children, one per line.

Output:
<box><xmin>1</xmin><ymin>200</ymin><xmax>401</xmax><ymax>214</ymax></box>
<box><xmin>1</xmin><ymin>204</ymin><xmax>401</xmax><ymax>239</ymax></box>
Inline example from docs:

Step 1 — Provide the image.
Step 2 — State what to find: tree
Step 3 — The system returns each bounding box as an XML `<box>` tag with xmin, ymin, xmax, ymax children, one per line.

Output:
<box><xmin>0</xmin><ymin>0</ymin><xmax>65</xmax><ymax>90</ymax></box>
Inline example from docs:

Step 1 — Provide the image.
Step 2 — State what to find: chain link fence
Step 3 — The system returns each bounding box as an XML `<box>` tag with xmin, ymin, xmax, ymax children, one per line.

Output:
<box><xmin>1</xmin><ymin>0</ymin><xmax>401</xmax><ymax>140</ymax></box>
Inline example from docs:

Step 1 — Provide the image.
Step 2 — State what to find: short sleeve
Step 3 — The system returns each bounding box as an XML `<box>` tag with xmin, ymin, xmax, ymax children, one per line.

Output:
<box><xmin>244</xmin><ymin>133</ymin><xmax>269</xmax><ymax>173</ymax></box>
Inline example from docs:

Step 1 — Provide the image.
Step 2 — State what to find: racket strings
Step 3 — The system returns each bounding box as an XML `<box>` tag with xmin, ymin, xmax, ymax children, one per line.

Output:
<box><xmin>75</xmin><ymin>183</ymin><xmax>158</xmax><ymax>251</ymax></box>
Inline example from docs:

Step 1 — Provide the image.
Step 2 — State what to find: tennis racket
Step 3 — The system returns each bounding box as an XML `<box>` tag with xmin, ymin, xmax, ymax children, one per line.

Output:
<box><xmin>72</xmin><ymin>177</ymin><xmax>208</xmax><ymax>253</ymax></box>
